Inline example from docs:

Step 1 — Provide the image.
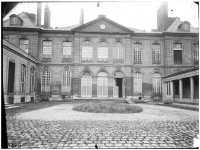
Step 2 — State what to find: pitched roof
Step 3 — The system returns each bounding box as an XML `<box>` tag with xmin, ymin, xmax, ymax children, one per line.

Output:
<box><xmin>54</xmin><ymin>24</ymin><xmax>80</xmax><ymax>31</ymax></box>
<box><xmin>3</xmin><ymin>12</ymin><xmax>39</xmax><ymax>28</ymax></box>
<box><xmin>166</xmin><ymin>18</ymin><xmax>198</xmax><ymax>33</ymax></box>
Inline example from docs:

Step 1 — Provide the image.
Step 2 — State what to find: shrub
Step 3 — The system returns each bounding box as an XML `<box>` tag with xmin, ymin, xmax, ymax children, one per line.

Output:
<box><xmin>72</xmin><ymin>102</ymin><xmax>143</xmax><ymax>113</ymax></box>
<box><xmin>163</xmin><ymin>98</ymin><xmax>172</xmax><ymax>104</ymax></box>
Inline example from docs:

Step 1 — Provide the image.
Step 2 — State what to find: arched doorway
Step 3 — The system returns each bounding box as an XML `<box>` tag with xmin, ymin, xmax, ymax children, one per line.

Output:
<box><xmin>113</xmin><ymin>72</ymin><xmax>124</xmax><ymax>98</ymax></box>
<box><xmin>97</xmin><ymin>72</ymin><xmax>108</xmax><ymax>97</ymax></box>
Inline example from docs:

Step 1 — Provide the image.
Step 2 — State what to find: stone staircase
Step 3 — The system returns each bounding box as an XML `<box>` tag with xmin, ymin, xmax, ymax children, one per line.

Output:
<box><xmin>4</xmin><ymin>103</ymin><xmax>19</xmax><ymax>109</ymax></box>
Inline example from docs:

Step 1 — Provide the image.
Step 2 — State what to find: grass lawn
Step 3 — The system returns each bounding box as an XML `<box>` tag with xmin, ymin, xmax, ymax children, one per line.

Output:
<box><xmin>73</xmin><ymin>101</ymin><xmax>143</xmax><ymax>113</ymax></box>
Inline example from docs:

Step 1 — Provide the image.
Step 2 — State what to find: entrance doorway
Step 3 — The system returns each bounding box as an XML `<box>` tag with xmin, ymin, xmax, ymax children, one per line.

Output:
<box><xmin>114</xmin><ymin>78</ymin><xmax>123</xmax><ymax>98</ymax></box>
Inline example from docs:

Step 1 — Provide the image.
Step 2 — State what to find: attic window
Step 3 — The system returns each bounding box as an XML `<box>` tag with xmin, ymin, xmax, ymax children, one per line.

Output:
<box><xmin>10</xmin><ymin>15</ymin><xmax>22</xmax><ymax>26</ymax></box>
<box><xmin>179</xmin><ymin>21</ymin><xmax>190</xmax><ymax>32</ymax></box>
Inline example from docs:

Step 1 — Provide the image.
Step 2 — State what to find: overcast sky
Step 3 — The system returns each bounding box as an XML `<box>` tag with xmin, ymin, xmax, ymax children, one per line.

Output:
<box><xmin>3</xmin><ymin>1</ymin><xmax>199</xmax><ymax>31</ymax></box>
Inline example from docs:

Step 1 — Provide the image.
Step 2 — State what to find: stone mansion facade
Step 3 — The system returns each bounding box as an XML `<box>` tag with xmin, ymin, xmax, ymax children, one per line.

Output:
<box><xmin>3</xmin><ymin>2</ymin><xmax>199</xmax><ymax>104</ymax></box>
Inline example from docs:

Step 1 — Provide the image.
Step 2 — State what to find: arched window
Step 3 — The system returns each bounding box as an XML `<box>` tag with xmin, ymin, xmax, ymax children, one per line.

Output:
<box><xmin>133</xmin><ymin>72</ymin><xmax>142</xmax><ymax>95</ymax></box>
<box><xmin>20</xmin><ymin>64</ymin><xmax>26</xmax><ymax>93</ymax></box>
<box><xmin>82</xmin><ymin>40</ymin><xmax>93</xmax><ymax>61</ymax></box>
<box><xmin>62</xmin><ymin>70</ymin><xmax>71</xmax><ymax>92</ymax></box>
<box><xmin>98</xmin><ymin>41</ymin><xmax>108</xmax><ymax>61</ymax></box>
<box><xmin>30</xmin><ymin>67</ymin><xmax>35</xmax><ymax>93</ymax></box>
<box><xmin>41</xmin><ymin>70</ymin><xmax>51</xmax><ymax>93</ymax></box>
<box><xmin>152</xmin><ymin>73</ymin><xmax>162</xmax><ymax>95</ymax></box>
<box><xmin>81</xmin><ymin>70</ymin><xmax>92</xmax><ymax>97</ymax></box>
<box><xmin>97</xmin><ymin>72</ymin><xmax>108</xmax><ymax>97</ymax></box>
<box><xmin>113</xmin><ymin>42</ymin><xmax>124</xmax><ymax>62</ymax></box>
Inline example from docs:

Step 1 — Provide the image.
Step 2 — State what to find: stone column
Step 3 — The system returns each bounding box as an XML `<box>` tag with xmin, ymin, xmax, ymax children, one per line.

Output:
<box><xmin>190</xmin><ymin>77</ymin><xmax>194</xmax><ymax>103</ymax></box>
<box><xmin>179</xmin><ymin>79</ymin><xmax>183</xmax><ymax>102</ymax></box>
<box><xmin>170</xmin><ymin>81</ymin><xmax>174</xmax><ymax>100</ymax></box>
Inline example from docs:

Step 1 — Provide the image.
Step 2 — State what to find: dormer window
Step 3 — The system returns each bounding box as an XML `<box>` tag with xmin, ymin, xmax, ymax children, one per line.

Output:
<box><xmin>179</xmin><ymin>21</ymin><xmax>191</xmax><ymax>32</ymax></box>
<box><xmin>9</xmin><ymin>15</ymin><xmax>22</xmax><ymax>26</ymax></box>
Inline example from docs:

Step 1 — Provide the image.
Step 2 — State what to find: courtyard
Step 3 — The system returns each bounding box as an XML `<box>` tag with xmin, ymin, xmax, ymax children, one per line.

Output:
<box><xmin>6</xmin><ymin>101</ymin><xmax>199</xmax><ymax>149</ymax></box>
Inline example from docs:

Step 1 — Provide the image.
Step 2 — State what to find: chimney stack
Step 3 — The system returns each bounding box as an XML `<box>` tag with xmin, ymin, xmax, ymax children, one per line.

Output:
<box><xmin>36</xmin><ymin>2</ymin><xmax>42</xmax><ymax>26</ymax></box>
<box><xmin>79</xmin><ymin>9</ymin><xmax>84</xmax><ymax>25</ymax></box>
<box><xmin>44</xmin><ymin>4</ymin><xmax>51</xmax><ymax>29</ymax></box>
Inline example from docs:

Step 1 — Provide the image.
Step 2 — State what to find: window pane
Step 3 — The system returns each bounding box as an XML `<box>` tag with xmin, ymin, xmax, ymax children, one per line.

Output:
<box><xmin>43</xmin><ymin>41</ymin><xmax>52</xmax><ymax>55</ymax></box>
<box><xmin>82</xmin><ymin>46</ymin><xmax>92</xmax><ymax>60</ymax></box>
<box><xmin>152</xmin><ymin>43</ymin><xmax>161</xmax><ymax>64</ymax></box>
<box><xmin>174</xmin><ymin>50</ymin><xmax>182</xmax><ymax>64</ymax></box>
<box><xmin>20</xmin><ymin>39</ymin><xmax>29</xmax><ymax>53</ymax></box>
<box><xmin>133</xmin><ymin>43</ymin><xmax>142</xmax><ymax>63</ymax></box>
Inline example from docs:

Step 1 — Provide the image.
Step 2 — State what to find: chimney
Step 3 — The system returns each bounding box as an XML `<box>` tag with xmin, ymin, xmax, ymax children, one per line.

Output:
<box><xmin>79</xmin><ymin>9</ymin><xmax>84</xmax><ymax>25</ymax></box>
<box><xmin>36</xmin><ymin>2</ymin><xmax>42</xmax><ymax>26</ymax></box>
<box><xmin>157</xmin><ymin>2</ymin><xmax>168</xmax><ymax>31</ymax></box>
<box><xmin>44</xmin><ymin>4</ymin><xmax>51</xmax><ymax>29</ymax></box>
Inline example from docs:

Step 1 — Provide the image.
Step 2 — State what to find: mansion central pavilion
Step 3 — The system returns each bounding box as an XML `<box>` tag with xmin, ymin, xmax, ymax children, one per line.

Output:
<box><xmin>3</xmin><ymin>2</ymin><xmax>199</xmax><ymax>104</ymax></box>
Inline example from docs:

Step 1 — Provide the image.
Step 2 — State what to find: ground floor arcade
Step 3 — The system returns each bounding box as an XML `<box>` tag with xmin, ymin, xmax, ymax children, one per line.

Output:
<box><xmin>163</xmin><ymin>67</ymin><xmax>199</xmax><ymax>104</ymax></box>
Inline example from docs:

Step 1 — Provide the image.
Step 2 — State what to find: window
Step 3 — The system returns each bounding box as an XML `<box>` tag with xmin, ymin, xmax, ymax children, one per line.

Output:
<box><xmin>133</xmin><ymin>72</ymin><xmax>142</xmax><ymax>95</ymax></box>
<box><xmin>20</xmin><ymin>64</ymin><xmax>26</xmax><ymax>93</ymax></box>
<box><xmin>82</xmin><ymin>40</ymin><xmax>93</xmax><ymax>61</ymax></box>
<box><xmin>98</xmin><ymin>41</ymin><xmax>108</xmax><ymax>61</ymax></box>
<box><xmin>41</xmin><ymin>71</ymin><xmax>51</xmax><ymax>93</ymax></box>
<box><xmin>62</xmin><ymin>70</ymin><xmax>71</xmax><ymax>92</ymax></box>
<box><xmin>97</xmin><ymin>72</ymin><xmax>108</xmax><ymax>97</ymax></box>
<box><xmin>63</xmin><ymin>41</ymin><xmax>72</xmax><ymax>58</ymax></box>
<box><xmin>152</xmin><ymin>43</ymin><xmax>161</xmax><ymax>64</ymax></box>
<box><xmin>43</xmin><ymin>41</ymin><xmax>52</xmax><ymax>57</ymax></box>
<box><xmin>166</xmin><ymin>81</ymin><xmax>171</xmax><ymax>96</ymax></box>
<box><xmin>173</xmin><ymin>43</ymin><xmax>182</xmax><ymax>64</ymax></box>
<box><xmin>152</xmin><ymin>73</ymin><xmax>162</xmax><ymax>95</ymax></box>
<box><xmin>30</xmin><ymin>67</ymin><xmax>35</xmax><ymax>93</ymax></box>
<box><xmin>7</xmin><ymin>61</ymin><xmax>15</xmax><ymax>93</ymax></box>
<box><xmin>20</xmin><ymin>39</ymin><xmax>29</xmax><ymax>53</ymax></box>
<box><xmin>81</xmin><ymin>71</ymin><xmax>92</xmax><ymax>97</ymax></box>
<box><xmin>11</xmin><ymin>17</ymin><xmax>18</xmax><ymax>25</ymax></box>
<box><xmin>113</xmin><ymin>42</ymin><xmax>124</xmax><ymax>62</ymax></box>
<box><xmin>133</xmin><ymin>43</ymin><xmax>142</xmax><ymax>63</ymax></box>
<box><xmin>193</xmin><ymin>43</ymin><xmax>199</xmax><ymax>64</ymax></box>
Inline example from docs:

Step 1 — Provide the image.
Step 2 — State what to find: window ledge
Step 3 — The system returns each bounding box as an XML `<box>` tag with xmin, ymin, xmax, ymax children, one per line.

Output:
<box><xmin>62</xmin><ymin>58</ymin><xmax>72</xmax><ymax>62</ymax></box>
<box><xmin>113</xmin><ymin>59</ymin><xmax>124</xmax><ymax>64</ymax></box>
<box><xmin>41</xmin><ymin>58</ymin><xmax>51</xmax><ymax>62</ymax></box>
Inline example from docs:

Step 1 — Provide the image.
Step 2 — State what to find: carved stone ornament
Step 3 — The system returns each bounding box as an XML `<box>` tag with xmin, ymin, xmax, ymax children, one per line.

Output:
<box><xmin>44</xmin><ymin>66</ymin><xmax>49</xmax><ymax>70</ymax></box>
<box><xmin>64</xmin><ymin>66</ymin><xmax>69</xmax><ymax>70</ymax></box>
<box><xmin>154</xmin><ymin>68</ymin><xmax>160</xmax><ymax>72</ymax></box>
<box><xmin>115</xmin><ymin>66</ymin><xmax>121</xmax><ymax>70</ymax></box>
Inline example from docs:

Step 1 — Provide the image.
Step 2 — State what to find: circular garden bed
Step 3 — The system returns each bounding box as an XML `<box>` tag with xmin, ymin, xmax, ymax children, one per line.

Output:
<box><xmin>72</xmin><ymin>101</ymin><xmax>143</xmax><ymax>114</ymax></box>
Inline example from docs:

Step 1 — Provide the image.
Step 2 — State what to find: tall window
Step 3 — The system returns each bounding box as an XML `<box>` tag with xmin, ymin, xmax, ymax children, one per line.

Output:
<box><xmin>97</xmin><ymin>72</ymin><xmax>108</xmax><ymax>97</ymax></box>
<box><xmin>7</xmin><ymin>61</ymin><xmax>15</xmax><ymax>93</ymax></box>
<box><xmin>41</xmin><ymin>71</ymin><xmax>51</xmax><ymax>92</ymax></box>
<box><xmin>63</xmin><ymin>41</ymin><xmax>72</xmax><ymax>58</ymax></box>
<box><xmin>113</xmin><ymin>42</ymin><xmax>124</xmax><ymax>62</ymax></box>
<box><xmin>133</xmin><ymin>72</ymin><xmax>142</xmax><ymax>95</ymax></box>
<box><xmin>133</xmin><ymin>43</ymin><xmax>142</xmax><ymax>63</ymax></box>
<box><xmin>20</xmin><ymin>39</ymin><xmax>29</xmax><ymax>53</ymax></box>
<box><xmin>62</xmin><ymin>70</ymin><xmax>71</xmax><ymax>92</ymax></box>
<box><xmin>82</xmin><ymin>40</ymin><xmax>93</xmax><ymax>61</ymax></box>
<box><xmin>174</xmin><ymin>43</ymin><xmax>182</xmax><ymax>64</ymax></box>
<box><xmin>98</xmin><ymin>41</ymin><xmax>108</xmax><ymax>61</ymax></box>
<box><xmin>193</xmin><ymin>43</ymin><xmax>199</xmax><ymax>64</ymax></box>
<box><xmin>152</xmin><ymin>43</ymin><xmax>161</xmax><ymax>64</ymax></box>
<box><xmin>43</xmin><ymin>41</ymin><xmax>52</xmax><ymax>57</ymax></box>
<box><xmin>81</xmin><ymin>71</ymin><xmax>92</xmax><ymax>97</ymax></box>
<box><xmin>30</xmin><ymin>67</ymin><xmax>35</xmax><ymax>93</ymax></box>
<box><xmin>20</xmin><ymin>64</ymin><xmax>26</xmax><ymax>93</ymax></box>
<box><xmin>152</xmin><ymin>73</ymin><xmax>162</xmax><ymax>95</ymax></box>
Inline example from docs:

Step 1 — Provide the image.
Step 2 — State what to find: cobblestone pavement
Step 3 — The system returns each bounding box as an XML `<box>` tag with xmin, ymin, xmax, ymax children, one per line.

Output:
<box><xmin>6</xmin><ymin>104</ymin><xmax>199</xmax><ymax>149</ymax></box>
